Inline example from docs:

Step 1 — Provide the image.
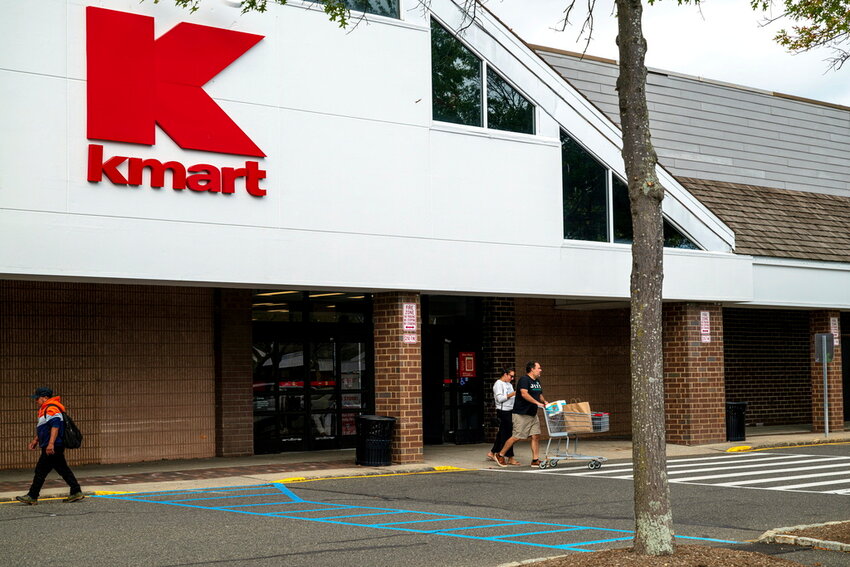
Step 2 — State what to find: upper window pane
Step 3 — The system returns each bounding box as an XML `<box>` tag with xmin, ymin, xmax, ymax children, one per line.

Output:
<box><xmin>612</xmin><ymin>178</ymin><xmax>700</xmax><ymax>249</ymax></box>
<box><xmin>561</xmin><ymin>131</ymin><xmax>608</xmax><ymax>242</ymax></box>
<box><xmin>431</xmin><ymin>20</ymin><xmax>482</xmax><ymax>127</ymax></box>
<box><xmin>306</xmin><ymin>0</ymin><xmax>399</xmax><ymax>19</ymax></box>
<box><xmin>487</xmin><ymin>68</ymin><xmax>534</xmax><ymax>134</ymax></box>
<box><xmin>663</xmin><ymin>222</ymin><xmax>700</xmax><ymax>249</ymax></box>
<box><xmin>613</xmin><ymin>177</ymin><xmax>632</xmax><ymax>244</ymax></box>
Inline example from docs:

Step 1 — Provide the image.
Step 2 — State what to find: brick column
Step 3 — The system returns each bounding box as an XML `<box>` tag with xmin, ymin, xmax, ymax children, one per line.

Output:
<box><xmin>481</xmin><ymin>297</ymin><xmax>516</xmax><ymax>439</ymax></box>
<box><xmin>663</xmin><ymin>303</ymin><xmax>726</xmax><ymax>445</ymax></box>
<box><xmin>215</xmin><ymin>289</ymin><xmax>254</xmax><ymax>457</ymax></box>
<box><xmin>373</xmin><ymin>292</ymin><xmax>424</xmax><ymax>464</ymax></box>
<box><xmin>810</xmin><ymin>311</ymin><xmax>844</xmax><ymax>433</ymax></box>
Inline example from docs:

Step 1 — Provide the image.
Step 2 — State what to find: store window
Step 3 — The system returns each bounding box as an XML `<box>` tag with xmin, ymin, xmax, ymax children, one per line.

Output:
<box><xmin>431</xmin><ymin>19</ymin><xmax>536</xmax><ymax>134</ymax></box>
<box><xmin>487</xmin><ymin>67</ymin><xmax>534</xmax><ymax>134</ymax></box>
<box><xmin>305</xmin><ymin>0</ymin><xmax>399</xmax><ymax>19</ymax></box>
<box><xmin>562</xmin><ymin>130</ymin><xmax>700</xmax><ymax>249</ymax></box>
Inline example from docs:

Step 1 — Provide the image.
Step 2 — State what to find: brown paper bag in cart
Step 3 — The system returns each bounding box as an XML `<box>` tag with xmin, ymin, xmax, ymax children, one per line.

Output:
<box><xmin>563</xmin><ymin>401</ymin><xmax>593</xmax><ymax>432</ymax></box>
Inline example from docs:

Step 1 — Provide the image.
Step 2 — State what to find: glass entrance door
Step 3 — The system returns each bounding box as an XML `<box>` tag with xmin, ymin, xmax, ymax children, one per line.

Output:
<box><xmin>252</xmin><ymin>290</ymin><xmax>373</xmax><ymax>454</ymax></box>
<box><xmin>253</xmin><ymin>338</ymin><xmax>369</xmax><ymax>453</ymax></box>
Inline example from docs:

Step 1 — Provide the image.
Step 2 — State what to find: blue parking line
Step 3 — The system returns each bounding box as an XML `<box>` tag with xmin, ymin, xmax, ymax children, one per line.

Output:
<box><xmin>169</xmin><ymin>492</ymin><xmax>282</xmax><ymax>502</ymax></box>
<box><xmin>447</xmin><ymin>522</ymin><xmax>524</xmax><ymax>531</ymax></box>
<box><xmin>96</xmin><ymin>483</ymin><xmax>740</xmax><ymax>552</ymax></box>
<box><xmin>493</xmin><ymin>527</ymin><xmax>584</xmax><ymax>539</ymax></box>
<box><xmin>320</xmin><ymin>510</ymin><xmax>406</xmax><ymax>520</ymax></box>
<box><xmin>375</xmin><ymin>516</ymin><xmax>469</xmax><ymax>526</ymax></box>
<box><xmin>272</xmin><ymin>482</ymin><xmax>304</xmax><ymax>502</ymax></box>
<box><xmin>223</xmin><ymin>504</ymin><xmax>344</xmax><ymax>511</ymax></box>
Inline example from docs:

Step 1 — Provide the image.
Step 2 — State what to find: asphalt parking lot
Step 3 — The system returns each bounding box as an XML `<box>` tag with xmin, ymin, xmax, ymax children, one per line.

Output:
<box><xmin>3</xmin><ymin>445</ymin><xmax>849</xmax><ymax>567</ymax></box>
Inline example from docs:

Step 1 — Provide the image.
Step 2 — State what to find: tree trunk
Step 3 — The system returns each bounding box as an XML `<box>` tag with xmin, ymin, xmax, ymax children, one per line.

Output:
<box><xmin>615</xmin><ymin>0</ymin><xmax>675</xmax><ymax>556</ymax></box>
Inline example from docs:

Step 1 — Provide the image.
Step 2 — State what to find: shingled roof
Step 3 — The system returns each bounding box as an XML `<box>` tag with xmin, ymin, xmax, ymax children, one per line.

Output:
<box><xmin>679</xmin><ymin>177</ymin><xmax>850</xmax><ymax>263</ymax></box>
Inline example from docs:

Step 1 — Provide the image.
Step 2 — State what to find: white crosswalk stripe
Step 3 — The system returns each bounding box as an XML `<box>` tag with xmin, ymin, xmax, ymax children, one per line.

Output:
<box><xmin>547</xmin><ymin>452</ymin><xmax>850</xmax><ymax>495</ymax></box>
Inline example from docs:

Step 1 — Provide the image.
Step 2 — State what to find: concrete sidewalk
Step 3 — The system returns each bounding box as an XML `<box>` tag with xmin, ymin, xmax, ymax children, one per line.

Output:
<box><xmin>2</xmin><ymin>431</ymin><xmax>849</xmax><ymax>501</ymax></box>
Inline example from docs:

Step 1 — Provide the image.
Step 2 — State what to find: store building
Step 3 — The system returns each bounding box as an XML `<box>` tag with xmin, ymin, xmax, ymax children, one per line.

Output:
<box><xmin>0</xmin><ymin>0</ymin><xmax>846</xmax><ymax>470</ymax></box>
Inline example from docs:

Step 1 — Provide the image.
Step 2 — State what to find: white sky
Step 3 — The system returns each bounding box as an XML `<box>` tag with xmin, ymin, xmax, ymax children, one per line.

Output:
<box><xmin>481</xmin><ymin>0</ymin><xmax>850</xmax><ymax>107</ymax></box>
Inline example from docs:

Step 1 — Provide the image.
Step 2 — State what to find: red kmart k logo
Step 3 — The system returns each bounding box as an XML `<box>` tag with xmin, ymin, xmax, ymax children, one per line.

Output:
<box><xmin>86</xmin><ymin>7</ymin><xmax>265</xmax><ymax>157</ymax></box>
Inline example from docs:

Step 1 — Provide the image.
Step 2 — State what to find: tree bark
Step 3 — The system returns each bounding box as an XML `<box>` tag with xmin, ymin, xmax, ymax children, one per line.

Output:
<box><xmin>615</xmin><ymin>0</ymin><xmax>675</xmax><ymax>556</ymax></box>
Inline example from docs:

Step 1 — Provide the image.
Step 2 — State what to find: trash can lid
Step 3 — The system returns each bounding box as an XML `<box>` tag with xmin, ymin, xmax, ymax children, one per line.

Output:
<box><xmin>358</xmin><ymin>414</ymin><xmax>396</xmax><ymax>422</ymax></box>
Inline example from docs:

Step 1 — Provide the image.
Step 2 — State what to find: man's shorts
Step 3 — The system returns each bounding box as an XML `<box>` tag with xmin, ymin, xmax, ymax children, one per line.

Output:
<box><xmin>511</xmin><ymin>413</ymin><xmax>541</xmax><ymax>439</ymax></box>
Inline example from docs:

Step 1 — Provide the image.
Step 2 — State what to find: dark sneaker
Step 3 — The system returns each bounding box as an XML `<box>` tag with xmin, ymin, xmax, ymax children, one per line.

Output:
<box><xmin>15</xmin><ymin>495</ymin><xmax>37</xmax><ymax>505</ymax></box>
<box><xmin>494</xmin><ymin>454</ymin><xmax>507</xmax><ymax>467</ymax></box>
<box><xmin>63</xmin><ymin>492</ymin><xmax>85</xmax><ymax>503</ymax></box>
<box><xmin>530</xmin><ymin>459</ymin><xmax>541</xmax><ymax>468</ymax></box>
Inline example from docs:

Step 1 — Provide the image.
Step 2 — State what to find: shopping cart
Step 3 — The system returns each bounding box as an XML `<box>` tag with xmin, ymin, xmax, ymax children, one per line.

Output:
<box><xmin>539</xmin><ymin>409</ymin><xmax>610</xmax><ymax>470</ymax></box>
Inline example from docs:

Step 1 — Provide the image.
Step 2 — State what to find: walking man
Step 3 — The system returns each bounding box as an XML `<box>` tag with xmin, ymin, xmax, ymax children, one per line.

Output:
<box><xmin>16</xmin><ymin>388</ymin><xmax>84</xmax><ymax>505</ymax></box>
<box><xmin>495</xmin><ymin>361</ymin><xmax>547</xmax><ymax>468</ymax></box>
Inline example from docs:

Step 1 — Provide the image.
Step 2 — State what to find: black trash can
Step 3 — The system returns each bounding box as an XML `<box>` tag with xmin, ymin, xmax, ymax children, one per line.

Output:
<box><xmin>725</xmin><ymin>402</ymin><xmax>748</xmax><ymax>442</ymax></box>
<box><xmin>356</xmin><ymin>415</ymin><xmax>396</xmax><ymax>466</ymax></box>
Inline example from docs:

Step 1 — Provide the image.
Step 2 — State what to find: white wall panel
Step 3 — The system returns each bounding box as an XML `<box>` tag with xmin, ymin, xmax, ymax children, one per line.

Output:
<box><xmin>278</xmin><ymin>112</ymin><xmax>432</xmax><ymax>236</ymax></box>
<box><xmin>748</xmin><ymin>259</ymin><xmax>850</xmax><ymax>309</ymax></box>
<box><xmin>429</xmin><ymin>128</ymin><xmax>561</xmax><ymax>245</ymax></box>
<box><xmin>277</xmin><ymin>8</ymin><xmax>430</xmax><ymax>126</ymax></box>
<box><xmin>0</xmin><ymin>71</ymin><xmax>68</xmax><ymax>212</ymax></box>
<box><xmin>0</xmin><ymin>208</ymin><xmax>751</xmax><ymax>303</ymax></box>
<box><xmin>0</xmin><ymin>0</ymin><xmax>67</xmax><ymax>77</ymax></box>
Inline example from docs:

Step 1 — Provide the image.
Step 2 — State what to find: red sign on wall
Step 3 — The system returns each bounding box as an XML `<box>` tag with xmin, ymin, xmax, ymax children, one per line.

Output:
<box><xmin>86</xmin><ymin>7</ymin><xmax>265</xmax><ymax>156</ymax></box>
<box><xmin>457</xmin><ymin>352</ymin><xmax>476</xmax><ymax>378</ymax></box>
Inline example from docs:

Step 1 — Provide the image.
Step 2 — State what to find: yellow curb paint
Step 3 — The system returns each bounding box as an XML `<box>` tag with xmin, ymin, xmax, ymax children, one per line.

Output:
<box><xmin>726</xmin><ymin>446</ymin><xmax>752</xmax><ymax>452</ymax></box>
<box><xmin>275</xmin><ymin>468</ymin><xmax>472</xmax><ymax>484</ymax></box>
<box><xmin>274</xmin><ymin>477</ymin><xmax>307</xmax><ymax>483</ymax></box>
<box><xmin>732</xmin><ymin>440</ymin><xmax>850</xmax><ymax>453</ymax></box>
<box><xmin>94</xmin><ymin>490</ymin><xmax>136</xmax><ymax>495</ymax></box>
<box><xmin>1</xmin><ymin>496</ymin><xmax>65</xmax><ymax>504</ymax></box>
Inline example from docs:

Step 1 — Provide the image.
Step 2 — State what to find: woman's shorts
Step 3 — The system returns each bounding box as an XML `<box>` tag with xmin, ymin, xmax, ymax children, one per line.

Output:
<box><xmin>511</xmin><ymin>413</ymin><xmax>541</xmax><ymax>439</ymax></box>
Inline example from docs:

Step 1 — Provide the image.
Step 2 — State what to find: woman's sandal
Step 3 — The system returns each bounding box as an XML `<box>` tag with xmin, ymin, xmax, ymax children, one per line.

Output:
<box><xmin>507</xmin><ymin>459</ymin><xmax>522</xmax><ymax>466</ymax></box>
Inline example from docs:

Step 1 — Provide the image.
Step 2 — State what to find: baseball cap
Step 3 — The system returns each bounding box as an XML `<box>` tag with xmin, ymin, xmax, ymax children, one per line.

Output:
<box><xmin>31</xmin><ymin>387</ymin><xmax>53</xmax><ymax>399</ymax></box>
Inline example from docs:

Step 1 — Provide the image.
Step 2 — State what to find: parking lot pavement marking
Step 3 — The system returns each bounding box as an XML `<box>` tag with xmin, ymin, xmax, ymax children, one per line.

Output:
<box><xmin>523</xmin><ymin>452</ymin><xmax>850</xmax><ymax>496</ymax></box>
<box><xmin>93</xmin><ymin>484</ymin><xmax>740</xmax><ymax>553</ymax></box>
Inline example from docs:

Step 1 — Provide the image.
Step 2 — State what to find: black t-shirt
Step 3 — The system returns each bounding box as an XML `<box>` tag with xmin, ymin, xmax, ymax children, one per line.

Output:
<box><xmin>512</xmin><ymin>375</ymin><xmax>543</xmax><ymax>416</ymax></box>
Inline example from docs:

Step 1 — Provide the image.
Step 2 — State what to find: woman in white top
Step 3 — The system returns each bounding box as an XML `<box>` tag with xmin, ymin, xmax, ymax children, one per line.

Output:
<box><xmin>487</xmin><ymin>367</ymin><xmax>519</xmax><ymax>465</ymax></box>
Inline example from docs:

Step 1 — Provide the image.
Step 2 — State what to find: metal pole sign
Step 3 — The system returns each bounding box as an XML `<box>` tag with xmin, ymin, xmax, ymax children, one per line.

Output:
<box><xmin>814</xmin><ymin>333</ymin><xmax>834</xmax><ymax>437</ymax></box>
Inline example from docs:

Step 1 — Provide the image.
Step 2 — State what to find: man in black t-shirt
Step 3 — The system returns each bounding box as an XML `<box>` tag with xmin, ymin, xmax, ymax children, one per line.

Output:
<box><xmin>495</xmin><ymin>361</ymin><xmax>547</xmax><ymax>468</ymax></box>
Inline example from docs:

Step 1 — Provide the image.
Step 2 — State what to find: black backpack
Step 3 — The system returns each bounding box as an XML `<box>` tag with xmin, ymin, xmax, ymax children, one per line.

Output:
<box><xmin>47</xmin><ymin>404</ymin><xmax>83</xmax><ymax>449</ymax></box>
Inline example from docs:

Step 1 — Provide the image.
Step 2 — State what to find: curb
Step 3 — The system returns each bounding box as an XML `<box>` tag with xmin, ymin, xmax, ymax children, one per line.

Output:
<box><xmin>0</xmin><ymin>465</ymin><xmax>471</xmax><ymax>503</ymax></box>
<box><xmin>758</xmin><ymin>521</ymin><xmax>850</xmax><ymax>552</ymax></box>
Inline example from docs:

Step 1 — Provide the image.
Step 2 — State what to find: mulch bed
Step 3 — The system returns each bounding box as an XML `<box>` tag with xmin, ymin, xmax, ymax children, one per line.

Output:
<box><xmin>531</xmin><ymin>545</ymin><xmax>807</xmax><ymax>566</ymax></box>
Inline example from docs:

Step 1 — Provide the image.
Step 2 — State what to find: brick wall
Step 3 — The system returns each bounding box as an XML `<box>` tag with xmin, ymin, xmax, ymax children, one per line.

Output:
<box><xmin>0</xmin><ymin>281</ymin><xmax>216</xmax><ymax>470</ymax></box>
<box><xmin>663</xmin><ymin>303</ymin><xmax>726</xmax><ymax>445</ymax></box>
<box><xmin>481</xmin><ymin>297</ymin><xmax>516</xmax><ymax>439</ymax></box>
<box><xmin>215</xmin><ymin>289</ymin><xmax>254</xmax><ymax>457</ymax></box>
<box><xmin>723</xmin><ymin>308</ymin><xmax>811</xmax><ymax>426</ymax></box>
<box><xmin>810</xmin><ymin>311</ymin><xmax>844</xmax><ymax>432</ymax></box>
<box><xmin>373</xmin><ymin>292</ymin><xmax>423</xmax><ymax>464</ymax></box>
<box><xmin>514</xmin><ymin>299</ymin><xmax>631</xmax><ymax>437</ymax></box>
